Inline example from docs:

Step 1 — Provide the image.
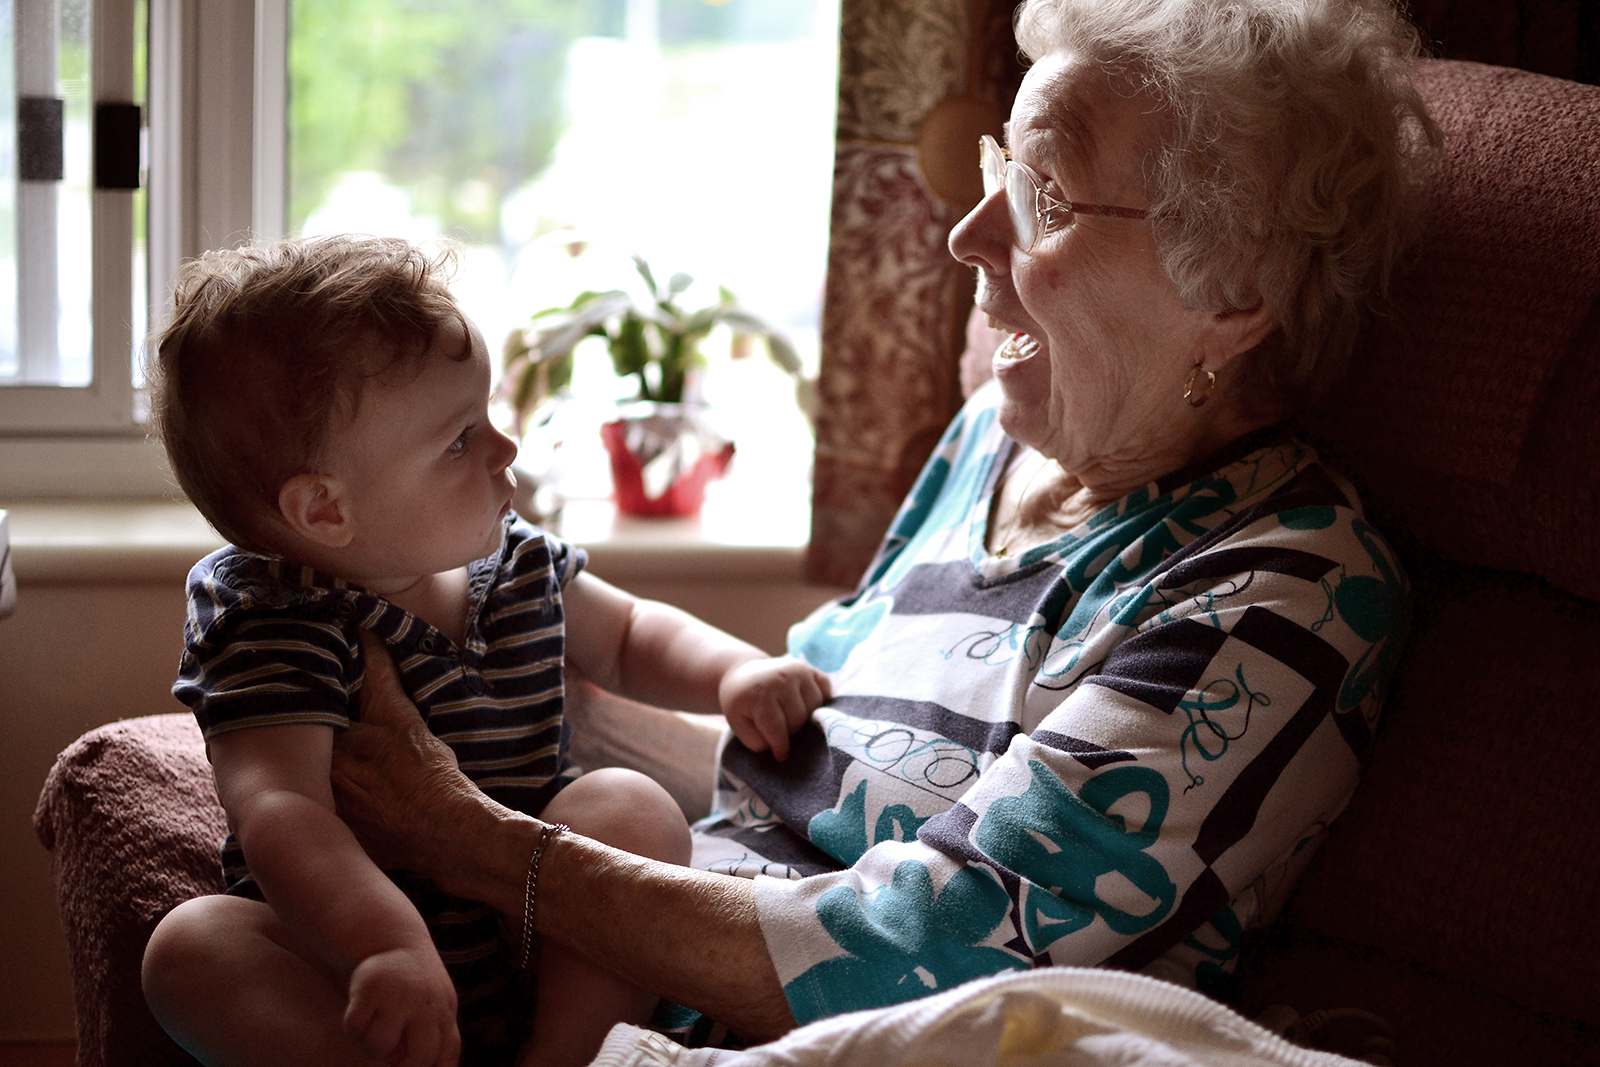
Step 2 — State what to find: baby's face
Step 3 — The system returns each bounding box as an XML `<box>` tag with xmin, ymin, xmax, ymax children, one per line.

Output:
<box><xmin>320</xmin><ymin>316</ymin><xmax>519</xmax><ymax>583</ymax></box>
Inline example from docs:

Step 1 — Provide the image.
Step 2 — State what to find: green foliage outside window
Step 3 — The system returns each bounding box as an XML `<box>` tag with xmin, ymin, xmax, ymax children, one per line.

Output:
<box><xmin>288</xmin><ymin>0</ymin><xmax>612</xmax><ymax>242</ymax></box>
<box><xmin>286</xmin><ymin>0</ymin><xmax>822</xmax><ymax>244</ymax></box>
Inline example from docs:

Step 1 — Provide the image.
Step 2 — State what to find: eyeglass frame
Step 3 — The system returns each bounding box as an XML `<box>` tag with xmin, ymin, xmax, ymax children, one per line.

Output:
<box><xmin>979</xmin><ymin>134</ymin><xmax>1148</xmax><ymax>253</ymax></box>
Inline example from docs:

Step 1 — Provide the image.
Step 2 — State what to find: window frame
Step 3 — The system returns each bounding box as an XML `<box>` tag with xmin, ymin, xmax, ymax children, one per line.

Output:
<box><xmin>0</xmin><ymin>0</ymin><xmax>138</xmax><ymax>433</ymax></box>
<box><xmin>0</xmin><ymin>0</ymin><xmax>269</xmax><ymax>498</ymax></box>
<box><xmin>0</xmin><ymin>0</ymin><xmax>831</xmax><ymax>507</ymax></box>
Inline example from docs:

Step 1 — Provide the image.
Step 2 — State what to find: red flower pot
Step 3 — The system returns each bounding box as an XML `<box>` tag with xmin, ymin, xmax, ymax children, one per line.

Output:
<box><xmin>600</xmin><ymin>404</ymin><xmax>734</xmax><ymax>517</ymax></box>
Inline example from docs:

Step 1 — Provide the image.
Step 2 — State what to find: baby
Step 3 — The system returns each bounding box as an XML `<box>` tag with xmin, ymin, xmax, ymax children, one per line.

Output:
<box><xmin>141</xmin><ymin>235</ymin><xmax>830</xmax><ymax>1067</ymax></box>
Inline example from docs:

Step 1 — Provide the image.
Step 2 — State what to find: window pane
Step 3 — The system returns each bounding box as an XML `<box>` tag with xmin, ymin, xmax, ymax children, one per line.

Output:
<box><xmin>0</xmin><ymin>0</ymin><xmax>145</xmax><ymax>391</ymax></box>
<box><xmin>130</xmin><ymin>0</ymin><xmax>146</xmax><ymax>389</ymax></box>
<box><xmin>0</xmin><ymin>0</ymin><xmax>91</xmax><ymax>385</ymax></box>
<box><xmin>56</xmin><ymin>0</ymin><xmax>91</xmax><ymax>385</ymax></box>
<box><xmin>0</xmin><ymin>0</ymin><xmax>12</xmax><ymax>373</ymax></box>
<box><xmin>287</xmin><ymin>0</ymin><xmax>838</xmax><ymax>495</ymax></box>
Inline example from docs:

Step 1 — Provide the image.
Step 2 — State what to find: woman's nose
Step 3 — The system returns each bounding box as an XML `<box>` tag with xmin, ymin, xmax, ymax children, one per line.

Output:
<box><xmin>948</xmin><ymin>189</ymin><xmax>1012</xmax><ymax>274</ymax></box>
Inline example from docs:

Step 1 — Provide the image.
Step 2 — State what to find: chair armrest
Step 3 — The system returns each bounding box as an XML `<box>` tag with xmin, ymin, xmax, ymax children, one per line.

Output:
<box><xmin>34</xmin><ymin>713</ymin><xmax>224</xmax><ymax>1067</ymax></box>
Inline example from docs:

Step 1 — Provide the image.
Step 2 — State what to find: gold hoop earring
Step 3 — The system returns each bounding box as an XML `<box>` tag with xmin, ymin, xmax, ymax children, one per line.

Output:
<box><xmin>1183</xmin><ymin>361</ymin><xmax>1216</xmax><ymax>408</ymax></box>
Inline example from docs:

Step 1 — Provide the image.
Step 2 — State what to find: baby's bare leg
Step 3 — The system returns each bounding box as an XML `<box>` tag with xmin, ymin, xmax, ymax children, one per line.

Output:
<box><xmin>519</xmin><ymin>768</ymin><xmax>693</xmax><ymax>1067</ymax></box>
<box><xmin>143</xmin><ymin>894</ymin><xmax>375</xmax><ymax>1067</ymax></box>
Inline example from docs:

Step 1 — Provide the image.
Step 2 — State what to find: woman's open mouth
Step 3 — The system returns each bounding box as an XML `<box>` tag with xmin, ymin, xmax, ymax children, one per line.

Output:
<box><xmin>994</xmin><ymin>330</ymin><xmax>1041</xmax><ymax>365</ymax></box>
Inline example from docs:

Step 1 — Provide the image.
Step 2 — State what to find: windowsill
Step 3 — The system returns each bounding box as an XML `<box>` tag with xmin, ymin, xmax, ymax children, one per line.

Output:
<box><xmin>6</xmin><ymin>473</ymin><xmax>815</xmax><ymax>587</ymax></box>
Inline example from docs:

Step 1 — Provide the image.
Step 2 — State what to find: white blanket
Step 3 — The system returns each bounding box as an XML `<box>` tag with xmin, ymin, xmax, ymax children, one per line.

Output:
<box><xmin>591</xmin><ymin>969</ymin><xmax>1365</xmax><ymax>1067</ymax></box>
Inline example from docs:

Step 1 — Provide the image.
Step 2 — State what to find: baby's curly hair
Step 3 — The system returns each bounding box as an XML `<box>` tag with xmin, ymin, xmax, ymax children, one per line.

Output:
<box><xmin>148</xmin><ymin>234</ymin><xmax>465</xmax><ymax>553</ymax></box>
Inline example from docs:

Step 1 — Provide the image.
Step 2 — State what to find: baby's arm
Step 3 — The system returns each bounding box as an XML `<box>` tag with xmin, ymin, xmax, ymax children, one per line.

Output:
<box><xmin>207</xmin><ymin>724</ymin><xmax>459</xmax><ymax>1067</ymax></box>
<box><xmin>563</xmin><ymin>572</ymin><xmax>831</xmax><ymax>760</ymax></box>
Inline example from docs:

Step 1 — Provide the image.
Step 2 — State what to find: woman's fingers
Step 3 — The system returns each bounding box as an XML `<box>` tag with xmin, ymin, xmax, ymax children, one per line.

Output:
<box><xmin>333</xmin><ymin>631</ymin><xmax>498</xmax><ymax>884</ymax></box>
<box><xmin>357</xmin><ymin>629</ymin><xmax>423</xmax><ymax>730</ymax></box>
<box><xmin>334</xmin><ymin>631</ymin><xmax>454</xmax><ymax>866</ymax></box>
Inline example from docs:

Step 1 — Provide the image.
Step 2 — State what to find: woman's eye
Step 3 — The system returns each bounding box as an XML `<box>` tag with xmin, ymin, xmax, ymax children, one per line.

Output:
<box><xmin>447</xmin><ymin>427</ymin><xmax>473</xmax><ymax>456</ymax></box>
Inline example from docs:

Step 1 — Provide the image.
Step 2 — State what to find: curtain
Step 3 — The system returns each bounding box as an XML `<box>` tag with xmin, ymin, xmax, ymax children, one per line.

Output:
<box><xmin>807</xmin><ymin>0</ymin><xmax>1023</xmax><ymax>588</ymax></box>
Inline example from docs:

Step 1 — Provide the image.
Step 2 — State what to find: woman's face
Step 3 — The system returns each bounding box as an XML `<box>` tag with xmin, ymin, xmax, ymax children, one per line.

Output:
<box><xmin>949</xmin><ymin>52</ymin><xmax>1221</xmax><ymax>480</ymax></box>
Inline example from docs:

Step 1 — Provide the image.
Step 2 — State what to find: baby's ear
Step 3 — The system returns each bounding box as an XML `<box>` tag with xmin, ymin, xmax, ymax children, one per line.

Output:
<box><xmin>278</xmin><ymin>473</ymin><xmax>354</xmax><ymax>549</ymax></box>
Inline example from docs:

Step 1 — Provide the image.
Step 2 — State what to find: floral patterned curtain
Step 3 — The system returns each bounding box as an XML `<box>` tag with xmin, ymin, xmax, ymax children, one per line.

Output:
<box><xmin>806</xmin><ymin>0</ymin><xmax>1023</xmax><ymax>588</ymax></box>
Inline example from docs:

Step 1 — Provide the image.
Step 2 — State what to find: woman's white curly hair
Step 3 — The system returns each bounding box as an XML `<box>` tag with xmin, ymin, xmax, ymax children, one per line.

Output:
<box><xmin>1015</xmin><ymin>0</ymin><xmax>1439</xmax><ymax>406</ymax></box>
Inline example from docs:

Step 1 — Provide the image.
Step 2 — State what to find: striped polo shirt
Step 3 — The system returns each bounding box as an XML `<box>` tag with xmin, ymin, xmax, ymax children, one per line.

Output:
<box><xmin>173</xmin><ymin>515</ymin><xmax>583</xmax><ymax>1056</ymax></box>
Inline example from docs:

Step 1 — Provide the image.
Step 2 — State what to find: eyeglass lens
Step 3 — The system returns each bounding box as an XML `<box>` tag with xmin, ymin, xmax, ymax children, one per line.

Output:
<box><xmin>979</xmin><ymin>136</ymin><xmax>1047</xmax><ymax>252</ymax></box>
<box><xmin>1006</xmin><ymin>166</ymin><xmax>1040</xmax><ymax>251</ymax></box>
<box><xmin>980</xmin><ymin>139</ymin><xmax>1006</xmax><ymax>199</ymax></box>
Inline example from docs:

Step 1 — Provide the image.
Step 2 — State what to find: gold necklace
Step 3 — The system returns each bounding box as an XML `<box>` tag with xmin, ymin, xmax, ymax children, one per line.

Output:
<box><xmin>990</xmin><ymin>452</ymin><xmax>1048</xmax><ymax>559</ymax></box>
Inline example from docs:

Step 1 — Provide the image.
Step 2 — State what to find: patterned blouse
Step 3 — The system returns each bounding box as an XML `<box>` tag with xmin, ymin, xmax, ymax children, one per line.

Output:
<box><xmin>692</xmin><ymin>386</ymin><xmax>1408</xmax><ymax>1025</ymax></box>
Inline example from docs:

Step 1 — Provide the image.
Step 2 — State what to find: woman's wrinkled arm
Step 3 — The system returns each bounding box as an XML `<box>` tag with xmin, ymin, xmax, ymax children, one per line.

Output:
<box><xmin>534</xmin><ymin>833</ymin><xmax>795</xmax><ymax>1039</ymax></box>
<box><xmin>332</xmin><ymin>631</ymin><xmax>797</xmax><ymax>1042</ymax></box>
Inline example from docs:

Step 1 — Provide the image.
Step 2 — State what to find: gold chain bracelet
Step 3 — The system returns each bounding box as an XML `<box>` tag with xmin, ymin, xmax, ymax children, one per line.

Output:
<box><xmin>519</xmin><ymin>822</ymin><xmax>569</xmax><ymax>973</ymax></box>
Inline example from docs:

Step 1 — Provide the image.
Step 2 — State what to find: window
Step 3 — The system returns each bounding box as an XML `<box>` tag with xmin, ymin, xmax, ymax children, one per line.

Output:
<box><xmin>0</xmin><ymin>0</ymin><xmax>838</xmax><ymax>502</ymax></box>
<box><xmin>0</xmin><ymin>0</ymin><xmax>145</xmax><ymax>406</ymax></box>
<box><xmin>0</xmin><ymin>0</ymin><xmax>148</xmax><ymax>496</ymax></box>
<box><xmin>283</xmin><ymin>0</ymin><xmax>838</xmax><ymax>506</ymax></box>
<box><xmin>4</xmin><ymin>0</ymin><xmax>304</xmax><ymax>496</ymax></box>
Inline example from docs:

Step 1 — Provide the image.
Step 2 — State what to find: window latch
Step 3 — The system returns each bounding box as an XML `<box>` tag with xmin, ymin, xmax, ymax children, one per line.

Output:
<box><xmin>94</xmin><ymin>102</ymin><xmax>143</xmax><ymax>190</ymax></box>
<box><xmin>18</xmin><ymin>96</ymin><xmax>64</xmax><ymax>182</ymax></box>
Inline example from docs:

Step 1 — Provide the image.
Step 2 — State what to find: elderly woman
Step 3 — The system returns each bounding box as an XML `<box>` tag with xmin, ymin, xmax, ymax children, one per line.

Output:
<box><xmin>334</xmin><ymin>0</ymin><xmax>1434</xmax><ymax>1049</ymax></box>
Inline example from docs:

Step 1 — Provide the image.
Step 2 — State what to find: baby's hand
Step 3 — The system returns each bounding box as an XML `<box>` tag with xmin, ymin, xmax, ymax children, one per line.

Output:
<box><xmin>344</xmin><ymin>944</ymin><xmax>460</xmax><ymax>1067</ymax></box>
<box><xmin>719</xmin><ymin>656</ymin><xmax>832</xmax><ymax>761</ymax></box>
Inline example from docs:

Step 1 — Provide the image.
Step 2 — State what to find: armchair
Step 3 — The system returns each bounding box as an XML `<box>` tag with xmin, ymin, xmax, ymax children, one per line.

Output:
<box><xmin>33</xmin><ymin>58</ymin><xmax>1600</xmax><ymax>1067</ymax></box>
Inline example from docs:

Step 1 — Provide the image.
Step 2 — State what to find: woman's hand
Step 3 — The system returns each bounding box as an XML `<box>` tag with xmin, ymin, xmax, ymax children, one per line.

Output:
<box><xmin>334</xmin><ymin>630</ymin><xmax>513</xmax><ymax>884</ymax></box>
<box><xmin>334</xmin><ymin>631</ymin><xmax>796</xmax><ymax>1041</ymax></box>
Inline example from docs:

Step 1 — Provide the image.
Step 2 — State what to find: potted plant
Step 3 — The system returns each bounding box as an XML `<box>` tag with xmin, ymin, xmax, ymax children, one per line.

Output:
<box><xmin>501</xmin><ymin>253</ymin><xmax>809</xmax><ymax>517</ymax></box>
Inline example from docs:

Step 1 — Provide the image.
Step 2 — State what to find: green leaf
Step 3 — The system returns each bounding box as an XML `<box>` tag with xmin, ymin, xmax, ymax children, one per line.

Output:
<box><xmin>501</xmin><ymin>329</ymin><xmax>531</xmax><ymax>370</ymax></box>
<box><xmin>793</xmin><ymin>376</ymin><xmax>817</xmax><ymax>424</ymax></box>
<box><xmin>529</xmin><ymin>288</ymin><xmax>626</xmax><ymax>328</ymax></box>
<box><xmin>545</xmin><ymin>350</ymin><xmax>573</xmax><ymax>393</ymax></box>
<box><xmin>718</xmin><ymin>306</ymin><xmax>774</xmax><ymax>334</ymax></box>
<box><xmin>681</xmin><ymin>305</ymin><xmax>724</xmax><ymax>334</ymax></box>
<box><xmin>765</xmin><ymin>331</ymin><xmax>803</xmax><ymax>376</ymax></box>
<box><xmin>610</xmin><ymin>313</ymin><xmax>650</xmax><ymax>381</ymax></box>
<box><xmin>632</xmin><ymin>254</ymin><xmax>659</xmax><ymax>300</ymax></box>
<box><xmin>718</xmin><ymin>306</ymin><xmax>802</xmax><ymax>376</ymax></box>
<box><xmin>530</xmin><ymin>320</ymin><xmax>590</xmax><ymax>363</ymax></box>
<box><xmin>510</xmin><ymin>251</ymin><xmax>803</xmax><ymax>413</ymax></box>
<box><xmin>507</xmin><ymin>364</ymin><xmax>545</xmax><ymax>434</ymax></box>
<box><xmin>659</xmin><ymin>333</ymin><xmax>687</xmax><ymax>395</ymax></box>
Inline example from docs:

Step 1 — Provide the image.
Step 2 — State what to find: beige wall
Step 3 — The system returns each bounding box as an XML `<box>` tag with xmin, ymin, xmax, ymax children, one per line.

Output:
<box><xmin>1</xmin><ymin>580</ymin><xmax>193</xmax><ymax>1041</ymax></box>
<box><xmin>0</xmin><ymin>562</ymin><xmax>841</xmax><ymax>1042</ymax></box>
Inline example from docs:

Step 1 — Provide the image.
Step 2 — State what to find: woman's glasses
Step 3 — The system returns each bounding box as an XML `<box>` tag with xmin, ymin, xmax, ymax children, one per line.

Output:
<box><xmin>979</xmin><ymin>134</ymin><xmax>1148</xmax><ymax>253</ymax></box>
